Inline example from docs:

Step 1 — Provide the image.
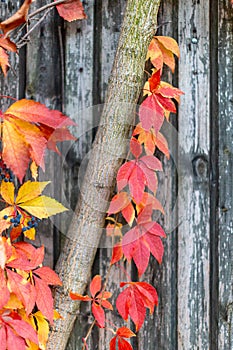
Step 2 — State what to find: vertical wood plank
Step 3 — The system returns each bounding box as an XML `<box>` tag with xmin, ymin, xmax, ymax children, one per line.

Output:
<box><xmin>64</xmin><ymin>1</ymin><xmax>95</xmax><ymax>348</ymax></box>
<box><xmin>0</xmin><ymin>1</ymin><xmax>22</xmax><ymax>109</ymax></box>
<box><xmin>138</xmin><ymin>1</ymin><xmax>179</xmax><ymax>349</ymax></box>
<box><xmin>218</xmin><ymin>1</ymin><xmax>233</xmax><ymax>348</ymax></box>
<box><xmin>25</xmin><ymin>0</ymin><xmax>62</xmax><ymax>268</ymax></box>
<box><xmin>177</xmin><ymin>0</ymin><xmax>210</xmax><ymax>348</ymax></box>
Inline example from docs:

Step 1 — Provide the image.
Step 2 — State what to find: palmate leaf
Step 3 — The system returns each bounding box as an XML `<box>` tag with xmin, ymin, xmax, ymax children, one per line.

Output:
<box><xmin>70</xmin><ymin>275</ymin><xmax>113</xmax><ymax>328</ymax></box>
<box><xmin>116</xmin><ymin>282</ymin><xmax>158</xmax><ymax>331</ymax></box>
<box><xmin>1</xmin><ymin>99</ymin><xmax>76</xmax><ymax>182</ymax></box>
<box><xmin>0</xmin><ymin>181</ymin><xmax>68</xmax><ymax>237</ymax></box>
<box><xmin>110</xmin><ymin>327</ymin><xmax>135</xmax><ymax>350</ymax></box>
<box><xmin>147</xmin><ymin>36</ymin><xmax>180</xmax><ymax>72</ymax></box>
<box><xmin>122</xmin><ymin>205</ymin><xmax>166</xmax><ymax>276</ymax></box>
<box><xmin>140</xmin><ymin>70</ymin><xmax>184</xmax><ymax>132</ymax></box>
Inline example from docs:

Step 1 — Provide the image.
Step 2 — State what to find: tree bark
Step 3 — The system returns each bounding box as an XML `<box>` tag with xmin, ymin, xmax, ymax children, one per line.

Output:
<box><xmin>47</xmin><ymin>1</ymin><xmax>161</xmax><ymax>349</ymax></box>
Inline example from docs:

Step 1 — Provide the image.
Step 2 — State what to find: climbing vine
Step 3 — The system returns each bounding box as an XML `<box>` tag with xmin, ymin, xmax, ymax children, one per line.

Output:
<box><xmin>0</xmin><ymin>1</ymin><xmax>183</xmax><ymax>349</ymax></box>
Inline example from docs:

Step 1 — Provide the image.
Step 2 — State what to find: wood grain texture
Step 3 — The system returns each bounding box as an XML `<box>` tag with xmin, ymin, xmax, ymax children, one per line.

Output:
<box><xmin>25</xmin><ymin>0</ymin><xmax>62</xmax><ymax>268</ymax></box>
<box><xmin>0</xmin><ymin>1</ymin><xmax>22</xmax><ymax>109</ymax></box>
<box><xmin>177</xmin><ymin>1</ymin><xmax>210</xmax><ymax>349</ymax></box>
<box><xmin>218</xmin><ymin>1</ymin><xmax>233</xmax><ymax>348</ymax></box>
<box><xmin>64</xmin><ymin>1</ymin><xmax>95</xmax><ymax>349</ymax></box>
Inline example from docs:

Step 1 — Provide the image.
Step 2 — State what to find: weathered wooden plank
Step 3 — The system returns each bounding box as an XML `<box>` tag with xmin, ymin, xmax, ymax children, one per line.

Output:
<box><xmin>0</xmin><ymin>1</ymin><xmax>22</xmax><ymax>109</ymax></box>
<box><xmin>218</xmin><ymin>0</ymin><xmax>233</xmax><ymax>348</ymax></box>
<box><xmin>177</xmin><ymin>0</ymin><xmax>210</xmax><ymax>348</ymax></box>
<box><xmin>63</xmin><ymin>1</ymin><xmax>95</xmax><ymax>348</ymax></box>
<box><xmin>25</xmin><ymin>1</ymin><xmax>62</xmax><ymax>268</ymax></box>
<box><xmin>138</xmin><ymin>1</ymin><xmax>179</xmax><ymax>349</ymax></box>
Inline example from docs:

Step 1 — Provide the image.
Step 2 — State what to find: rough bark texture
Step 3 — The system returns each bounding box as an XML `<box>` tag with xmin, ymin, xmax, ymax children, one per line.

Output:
<box><xmin>47</xmin><ymin>1</ymin><xmax>161</xmax><ymax>349</ymax></box>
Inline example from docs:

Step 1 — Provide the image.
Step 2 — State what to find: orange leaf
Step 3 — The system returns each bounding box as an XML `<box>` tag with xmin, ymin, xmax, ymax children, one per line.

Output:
<box><xmin>0</xmin><ymin>47</ymin><xmax>9</xmax><ymax>76</ymax></box>
<box><xmin>0</xmin><ymin>0</ymin><xmax>33</xmax><ymax>36</ymax></box>
<box><xmin>110</xmin><ymin>243</ymin><xmax>123</xmax><ymax>265</ymax></box>
<box><xmin>2</xmin><ymin>99</ymin><xmax>75</xmax><ymax>181</ymax></box>
<box><xmin>56</xmin><ymin>0</ymin><xmax>87</xmax><ymax>22</ymax></box>
<box><xmin>0</xmin><ymin>35</ymin><xmax>17</xmax><ymax>52</ymax></box>
<box><xmin>156</xmin><ymin>36</ymin><xmax>180</xmax><ymax>58</ymax></box>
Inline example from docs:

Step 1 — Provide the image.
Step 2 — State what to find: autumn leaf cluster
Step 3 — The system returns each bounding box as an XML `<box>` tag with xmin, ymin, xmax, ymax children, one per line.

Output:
<box><xmin>70</xmin><ymin>36</ymin><xmax>183</xmax><ymax>349</ymax></box>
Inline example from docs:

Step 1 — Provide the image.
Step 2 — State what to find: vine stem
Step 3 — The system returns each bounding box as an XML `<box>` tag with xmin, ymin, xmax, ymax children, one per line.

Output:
<box><xmin>28</xmin><ymin>0</ymin><xmax>68</xmax><ymax>20</ymax></box>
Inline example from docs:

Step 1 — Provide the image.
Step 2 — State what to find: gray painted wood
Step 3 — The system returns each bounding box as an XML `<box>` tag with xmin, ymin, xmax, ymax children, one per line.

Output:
<box><xmin>0</xmin><ymin>1</ymin><xmax>22</xmax><ymax>109</ymax></box>
<box><xmin>63</xmin><ymin>1</ymin><xmax>95</xmax><ymax>349</ymax></box>
<box><xmin>25</xmin><ymin>0</ymin><xmax>63</xmax><ymax>268</ymax></box>
<box><xmin>218</xmin><ymin>0</ymin><xmax>233</xmax><ymax>348</ymax></box>
<box><xmin>177</xmin><ymin>0</ymin><xmax>210</xmax><ymax>349</ymax></box>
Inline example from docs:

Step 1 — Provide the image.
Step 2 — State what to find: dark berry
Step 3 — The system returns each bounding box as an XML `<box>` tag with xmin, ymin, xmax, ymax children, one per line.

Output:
<box><xmin>22</xmin><ymin>227</ymin><xmax>27</xmax><ymax>232</ymax></box>
<box><xmin>3</xmin><ymin>215</ymin><xmax>8</xmax><ymax>220</ymax></box>
<box><xmin>4</xmin><ymin>178</ymin><xmax>9</xmax><ymax>182</ymax></box>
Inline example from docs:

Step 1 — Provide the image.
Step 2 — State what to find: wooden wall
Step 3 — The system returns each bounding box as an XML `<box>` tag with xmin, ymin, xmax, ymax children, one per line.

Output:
<box><xmin>0</xmin><ymin>0</ymin><xmax>232</xmax><ymax>349</ymax></box>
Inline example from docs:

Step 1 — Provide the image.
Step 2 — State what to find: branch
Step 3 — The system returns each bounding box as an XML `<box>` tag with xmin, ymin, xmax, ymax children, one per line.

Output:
<box><xmin>46</xmin><ymin>0</ymin><xmax>161</xmax><ymax>349</ymax></box>
<box><xmin>28</xmin><ymin>0</ymin><xmax>68</xmax><ymax>20</ymax></box>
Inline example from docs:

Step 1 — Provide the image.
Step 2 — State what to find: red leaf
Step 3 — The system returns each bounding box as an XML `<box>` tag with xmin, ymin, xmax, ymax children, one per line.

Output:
<box><xmin>92</xmin><ymin>302</ymin><xmax>105</xmax><ymax>328</ymax></box>
<box><xmin>122</xmin><ymin>212</ymin><xmax>166</xmax><ymax>275</ymax></box>
<box><xmin>128</xmin><ymin>165</ymin><xmax>145</xmax><ymax>204</ymax></box>
<box><xmin>110</xmin><ymin>336</ymin><xmax>117</xmax><ymax>350</ymax></box>
<box><xmin>34</xmin><ymin>276</ymin><xmax>54</xmax><ymax>324</ymax></box>
<box><xmin>118</xmin><ymin>337</ymin><xmax>133</xmax><ymax>350</ymax></box>
<box><xmin>6</xmin><ymin>326</ymin><xmax>26</xmax><ymax>350</ymax></box>
<box><xmin>110</xmin><ymin>243</ymin><xmax>123</xmax><ymax>265</ymax></box>
<box><xmin>116</xmin><ymin>285</ymin><xmax>145</xmax><ymax>331</ymax></box>
<box><xmin>0</xmin><ymin>326</ymin><xmax>6</xmax><ymax>349</ymax></box>
<box><xmin>2</xmin><ymin>99</ymin><xmax>75</xmax><ymax>181</ymax></box>
<box><xmin>108</xmin><ymin>192</ymin><xmax>131</xmax><ymax>215</ymax></box>
<box><xmin>7</xmin><ymin>319</ymin><xmax>38</xmax><ymax>344</ymax></box>
<box><xmin>117</xmin><ymin>162</ymin><xmax>135</xmax><ymax>191</ymax></box>
<box><xmin>90</xmin><ymin>275</ymin><xmax>101</xmax><ymax>297</ymax></box>
<box><xmin>33</xmin><ymin>266</ymin><xmax>62</xmax><ymax>286</ymax></box>
<box><xmin>110</xmin><ymin>328</ymin><xmax>135</xmax><ymax>350</ymax></box>
<box><xmin>117</xmin><ymin>282</ymin><xmax>158</xmax><ymax>331</ymax></box>
<box><xmin>139</xmin><ymin>95</ymin><xmax>164</xmax><ymax>132</ymax></box>
<box><xmin>56</xmin><ymin>0</ymin><xmax>87</xmax><ymax>22</ymax></box>
<box><xmin>130</xmin><ymin>137</ymin><xmax>142</xmax><ymax>158</ymax></box>
<box><xmin>6</xmin><ymin>269</ymin><xmax>31</xmax><ymax>313</ymax></box>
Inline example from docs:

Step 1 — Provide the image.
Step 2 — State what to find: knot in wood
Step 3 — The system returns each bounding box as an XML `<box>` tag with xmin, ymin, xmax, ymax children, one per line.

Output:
<box><xmin>192</xmin><ymin>155</ymin><xmax>209</xmax><ymax>180</ymax></box>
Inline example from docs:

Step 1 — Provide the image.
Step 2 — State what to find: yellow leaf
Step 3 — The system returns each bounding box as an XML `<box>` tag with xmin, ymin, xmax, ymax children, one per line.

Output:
<box><xmin>53</xmin><ymin>310</ymin><xmax>63</xmax><ymax>320</ymax></box>
<box><xmin>4</xmin><ymin>293</ymin><xmax>24</xmax><ymax>309</ymax></box>
<box><xmin>30</xmin><ymin>161</ymin><xmax>38</xmax><ymax>181</ymax></box>
<box><xmin>24</xmin><ymin>227</ymin><xmax>36</xmax><ymax>240</ymax></box>
<box><xmin>33</xmin><ymin>311</ymin><xmax>49</xmax><ymax>349</ymax></box>
<box><xmin>1</xmin><ymin>181</ymin><xmax>15</xmax><ymax>204</ymax></box>
<box><xmin>18</xmin><ymin>195</ymin><xmax>68</xmax><ymax>219</ymax></box>
<box><xmin>16</xmin><ymin>180</ymin><xmax>50</xmax><ymax>203</ymax></box>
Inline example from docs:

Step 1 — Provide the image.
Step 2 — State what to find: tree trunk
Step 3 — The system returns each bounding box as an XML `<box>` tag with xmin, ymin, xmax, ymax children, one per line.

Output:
<box><xmin>47</xmin><ymin>1</ymin><xmax>161</xmax><ymax>349</ymax></box>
